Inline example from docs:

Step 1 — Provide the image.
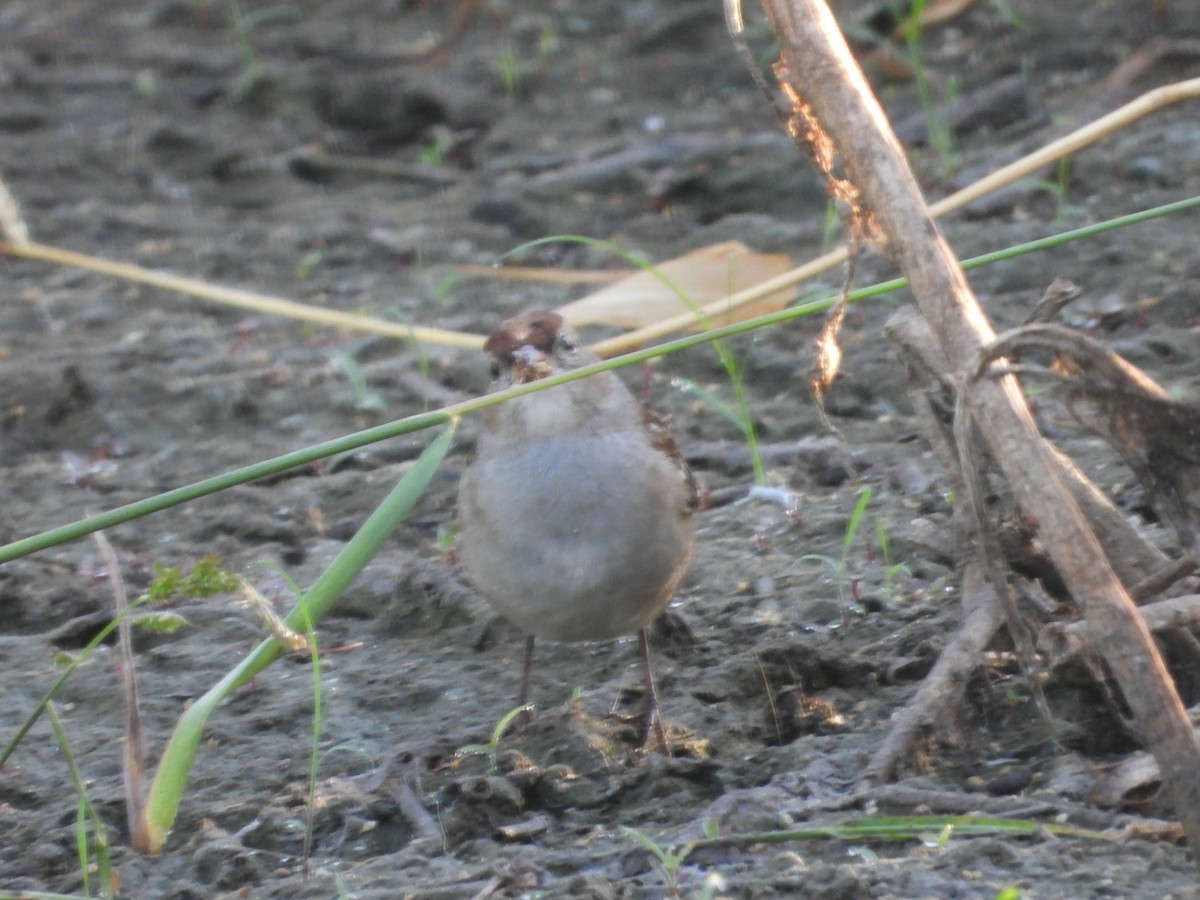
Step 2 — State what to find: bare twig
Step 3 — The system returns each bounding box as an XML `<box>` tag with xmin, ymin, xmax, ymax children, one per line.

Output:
<box><xmin>92</xmin><ymin>532</ymin><xmax>146</xmax><ymax>837</ymax></box>
<box><xmin>861</xmin><ymin>565</ymin><xmax>1006</xmax><ymax>786</ymax></box>
<box><xmin>0</xmin><ymin>241</ymin><xmax>485</xmax><ymax>350</ymax></box>
<box><xmin>760</xmin><ymin>0</ymin><xmax>1200</xmax><ymax>866</ymax></box>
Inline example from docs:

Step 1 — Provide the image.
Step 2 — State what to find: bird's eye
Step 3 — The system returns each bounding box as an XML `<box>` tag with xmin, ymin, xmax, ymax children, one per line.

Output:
<box><xmin>557</xmin><ymin>334</ymin><xmax>578</xmax><ymax>352</ymax></box>
<box><xmin>489</xmin><ymin>359</ymin><xmax>502</xmax><ymax>379</ymax></box>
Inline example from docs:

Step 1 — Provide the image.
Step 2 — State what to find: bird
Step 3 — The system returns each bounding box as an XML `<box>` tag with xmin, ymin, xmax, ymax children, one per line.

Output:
<box><xmin>457</xmin><ymin>310</ymin><xmax>697</xmax><ymax>751</ymax></box>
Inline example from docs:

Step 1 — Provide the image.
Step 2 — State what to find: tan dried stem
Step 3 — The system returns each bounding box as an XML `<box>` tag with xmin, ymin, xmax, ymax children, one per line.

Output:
<box><xmin>92</xmin><ymin>531</ymin><xmax>147</xmax><ymax>837</ymax></box>
<box><xmin>0</xmin><ymin>170</ymin><xmax>29</xmax><ymax>245</ymax></box>
<box><xmin>590</xmin><ymin>75</ymin><xmax>1200</xmax><ymax>357</ymax></box>
<box><xmin>0</xmin><ymin>240</ymin><xmax>485</xmax><ymax>350</ymax></box>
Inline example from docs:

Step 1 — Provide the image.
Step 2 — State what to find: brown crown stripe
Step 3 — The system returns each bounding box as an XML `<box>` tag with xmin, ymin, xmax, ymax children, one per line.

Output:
<box><xmin>484</xmin><ymin>311</ymin><xmax>565</xmax><ymax>358</ymax></box>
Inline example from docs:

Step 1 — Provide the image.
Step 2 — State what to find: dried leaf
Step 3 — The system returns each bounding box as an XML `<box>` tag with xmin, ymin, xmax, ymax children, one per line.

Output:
<box><xmin>555</xmin><ymin>241</ymin><xmax>794</xmax><ymax>330</ymax></box>
<box><xmin>454</xmin><ymin>264</ymin><xmax>619</xmax><ymax>285</ymax></box>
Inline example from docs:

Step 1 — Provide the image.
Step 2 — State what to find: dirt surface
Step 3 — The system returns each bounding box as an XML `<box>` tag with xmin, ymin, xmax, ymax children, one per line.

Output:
<box><xmin>2</xmin><ymin>1</ymin><xmax>1200</xmax><ymax>897</ymax></box>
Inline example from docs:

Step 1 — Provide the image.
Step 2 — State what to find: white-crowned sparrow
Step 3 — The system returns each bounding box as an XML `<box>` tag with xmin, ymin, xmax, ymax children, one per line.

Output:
<box><xmin>457</xmin><ymin>311</ymin><xmax>697</xmax><ymax>750</ymax></box>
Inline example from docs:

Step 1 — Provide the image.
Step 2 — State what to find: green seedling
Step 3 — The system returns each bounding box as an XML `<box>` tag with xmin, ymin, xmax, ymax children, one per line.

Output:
<box><xmin>1028</xmin><ymin>155</ymin><xmax>1080</xmax><ymax>221</ymax></box>
<box><xmin>332</xmin><ymin>351</ymin><xmax>387</xmax><ymax>412</ymax></box>
<box><xmin>568</xmin><ymin>684</ymin><xmax>585</xmax><ymax>716</ymax></box>
<box><xmin>919</xmin><ymin>821</ymin><xmax>957</xmax><ymax>848</ymax></box>
<box><xmin>47</xmin><ymin>702</ymin><xmax>114</xmax><ymax>900</ymax></box>
<box><xmin>433</xmin><ymin>271</ymin><xmax>459</xmax><ymax>300</ymax></box>
<box><xmin>873</xmin><ymin>517</ymin><xmax>912</xmax><ymax>602</ymax></box>
<box><xmin>496</xmin><ymin>47</ymin><xmax>522</xmax><ymax>98</ymax></box>
<box><xmin>295</xmin><ymin>249</ymin><xmax>325</xmax><ymax>280</ymax></box>
<box><xmin>537</xmin><ymin>24</ymin><xmax>560</xmax><ymax>56</ymax></box>
<box><xmin>225</xmin><ymin>2</ymin><xmax>296</xmax><ymax>103</ymax></box>
<box><xmin>228</xmin><ymin>1</ymin><xmax>264</xmax><ymax>101</ymax></box>
<box><xmin>821</xmin><ymin>198</ymin><xmax>841</xmax><ymax>251</ymax></box>
<box><xmin>988</xmin><ymin>0</ymin><xmax>1027</xmax><ymax>29</ymax></box>
<box><xmin>1</xmin><ymin>557</ymin><xmax>234</xmax><ymax>774</ymax></box>
<box><xmin>419</xmin><ymin>131</ymin><xmax>454</xmax><ymax>166</ymax></box>
<box><xmin>133</xmin><ymin>610</ymin><xmax>189</xmax><ymax>633</ymax></box>
<box><xmin>146</xmin><ymin>556</ymin><xmax>241</xmax><ymax>603</ymax></box>
<box><xmin>457</xmin><ymin>703</ymin><xmax>534</xmax><ymax>775</ymax></box>
<box><xmin>671</xmin><ymin>376</ymin><xmax>753</xmax><ymax>437</ymax></box>
<box><xmin>897</xmin><ymin>0</ymin><xmax>958</xmax><ymax>174</ymax></box>
<box><xmin>435</xmin><ymin>522</ymin><xmax>459</xmax><ymax>558</ymax></box>
<box><xmin>623</xmin><ymin>827</ymin><xmax>693</xmax><ymax>897</ymax></box>
<box><xmin>803</xmin><ymin>485</ymin><xmax>874</xmax><ymax>610</ymax></box>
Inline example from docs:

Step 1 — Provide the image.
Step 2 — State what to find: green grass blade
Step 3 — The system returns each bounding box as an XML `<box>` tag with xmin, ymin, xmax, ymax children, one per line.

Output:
<box><xmin>1</xmin><ymin>197</ymin><xmax>1194</xmax><ymax>565</ymax></box>
<box><xmin>0</xmin><ymin>407</ymin><xmax>451</xmax><ymax>562</ymax></box>
<box><xmin>46</xmin><ymin>702</ymin><xmax>113</xmax><ymax>900</ymax></box>
<box><xmin>694</xmin><ymin>814</ymin><xmax>1119</xmax><ymax>847</ymax></box>
<box><xmin>132</xmin><ymin>424</ymin><xmax>456</xmax><ymax>853</ymax></box>
<box><xmin>843</xmin><ymin>487</ymin><xmax>874</xmax><ymax>561</ymax></box>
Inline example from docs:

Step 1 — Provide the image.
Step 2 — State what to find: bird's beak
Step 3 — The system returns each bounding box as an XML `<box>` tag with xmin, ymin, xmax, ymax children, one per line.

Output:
<box><xmin>511</xmin><ymin>345</ymin><xmax>553</xmax><ymax>383</ymax></box>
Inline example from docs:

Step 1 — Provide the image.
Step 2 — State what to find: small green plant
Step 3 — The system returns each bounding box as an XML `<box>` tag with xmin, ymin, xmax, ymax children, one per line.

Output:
<box><xmin>623</xmin><ymin>827</ymin><xmax>693</xmax><ymax>897</ymax></box>
<box><xmin>133</xmin><ymin>609</ymin><xmax>190</xmax><ymax>633</ymax></box>
<box><xmin>1028</xmin><ymin>155</ymin><xmax>1079</xmax><ymax>221</ymax></box>
<box><xmin>227</xmin><ymin>0</ymin><xmax>266</xmax><ymax>102</ymax></box>
<box><xmin>133</xmin><ymin>69</ymin><xmax>158</xmax><ymax>101</ymax></box>
<box><xmin>987</xmin><ymin>0</ymin><xmax>1027</xmax><ymax>28</ymax></box>
<box><xmin>295</xmin><ymin>249</ymin><xmax>325</xmax><ymax>280</ymax></box>
<box><xmin>496</xmin><ymin>47</ymin><xmax>522</xmax><ymax>98</ymax></box>
<box><xmin>536</xmin><ymin>24</ymin><xmax>560</xmax><ymax>57</ymax></box>
<box><xmin>898</xmin><ymin>0</ymin><xmax>958</xmax><ymax>175</ymax></box>
<box><xmin>419</xmin><ymin>130</ymin><xmax>454</xmax><ymax>166</ymax></box>
<box><xmin>331</xmin><ymin>352</ymin><xmax>386</xmax><ymax>412</ymax></box>
<box><xmin>226</xmin><ymin>2</ymin><xmax>296</xmax><ymax>103</ymax></box>
<box><xmin>803</xmin><ymin>485</ymin><xmax>874</xmax><ymax>609</ymax></box>
<box><xmin>432</xmin><ymin>270</ymin><xmax>459</xmax><ymax>300</ymax></box>
<box><xmin>47</xmin><ymin>702</ymin><xmax>115</xmax><ymax>900</ymax></box>
<box><xmin>435</xmin><ymin>522</ymin><xmax>459</xmax><ymax>558</ymax></box>
<box><xmin>456</xmin><ymin>703</ymin><xmax>533</xmax><ymax>774</ymax></box>
<box><xmin>145</xmin><ymin>555</ymin><xmax>241</xmax><ymax>603</ymax></box>
<box><xmin>672</xmin><ymin>376</ymin><xmax>753</xmax><ymax>482</ymax></box>
<box><xmin>873</xmin><ymin>517</ymin><xmax>912</xmax><ymax>602</ymax></box>
<box><xmin>919</xmin><ymin>821</ymin><xmax>957</xmax><ymax>848</ymax></box>
<box><xmin>821</xmin><ymin>198</ymin><xmax>841</xmax><ymax>251</ymax></box>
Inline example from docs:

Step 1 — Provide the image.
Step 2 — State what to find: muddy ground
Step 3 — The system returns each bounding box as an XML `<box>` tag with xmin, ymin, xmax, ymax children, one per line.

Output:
<box><xmin>2</xmin><ymin>1</ymin><xmax>1199</xmax><ymax>897</ymax></box>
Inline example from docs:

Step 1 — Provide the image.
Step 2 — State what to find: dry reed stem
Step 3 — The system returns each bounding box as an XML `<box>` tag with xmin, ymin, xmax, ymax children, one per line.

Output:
<box><xmin>3</xmin><ymin>79</ymin><xmax>1198</xmax><ymax>357</ymax></box>
<box><xmin>590</xmin><ymin>76</ymin><xmax>1200</xmax><ymax>357</ymax></box>
<box><xmin>92</xmin><ymin>531</ymin><xmax>147</xmax><ymax>839</ymax></box>
<box><xmin>0</xmin><ymin>240</ymin><xmax>485</xmax><ymax>350</ymax></box>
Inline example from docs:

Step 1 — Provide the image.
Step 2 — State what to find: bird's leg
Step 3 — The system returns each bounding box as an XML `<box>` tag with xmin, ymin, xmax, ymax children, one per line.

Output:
<box><xmin>517</xmin><ymin>634</ymin><xmax>536</xmax><ymax>724</ymax></box>
<box><xmin>638</xmin><ymin>628</ymin><xmax>669</xmax><ymax>754</ymax></box>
